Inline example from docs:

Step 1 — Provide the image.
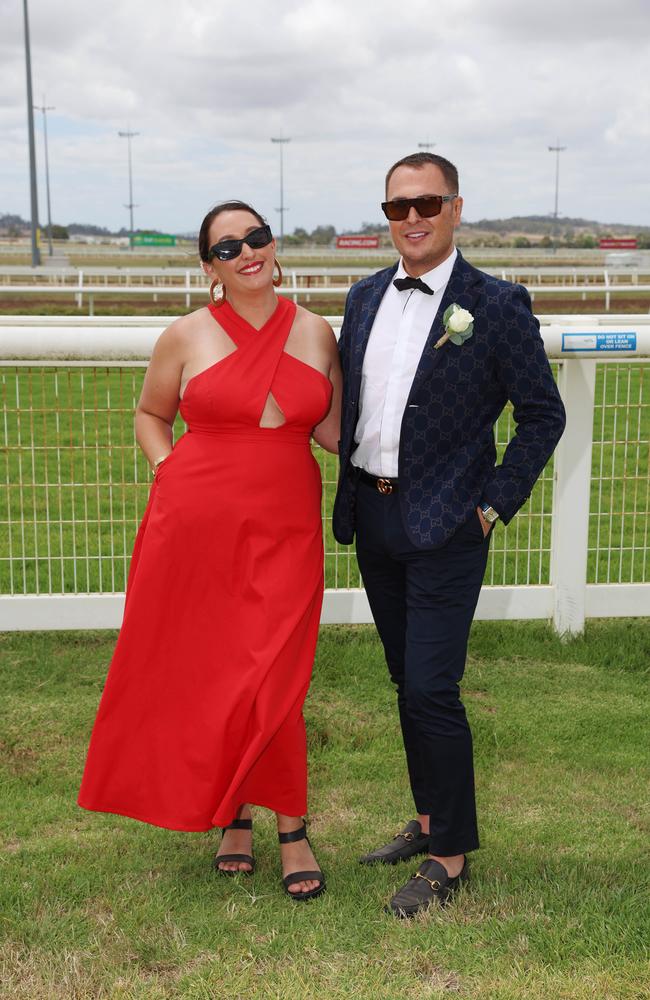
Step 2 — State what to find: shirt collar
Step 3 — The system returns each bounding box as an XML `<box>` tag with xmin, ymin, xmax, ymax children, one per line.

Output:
<box><xmin>395</xmin><ymin>246</ymin><xmax>458</xmax><ymax>293</ymax></box>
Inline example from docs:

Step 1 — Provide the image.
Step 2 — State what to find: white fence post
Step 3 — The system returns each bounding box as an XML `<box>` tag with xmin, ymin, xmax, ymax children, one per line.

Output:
<box><xmin>550</xmin><ymin>358</ymin><xmax>597</xmax><ymax>636</ymax></box>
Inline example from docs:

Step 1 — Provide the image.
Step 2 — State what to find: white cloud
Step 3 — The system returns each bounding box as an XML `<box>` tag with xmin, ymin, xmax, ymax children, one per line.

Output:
<box><xmin>1</xmin><ymin>0</ymin><xmax>649</xmax><ymax>232</ymax></box>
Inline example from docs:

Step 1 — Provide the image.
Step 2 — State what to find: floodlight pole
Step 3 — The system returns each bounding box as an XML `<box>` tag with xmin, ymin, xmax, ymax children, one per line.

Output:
<box><xmin>118</xmin><ymin>128</ymin><xmax>139</xmax><ymax>250</ymax></box>
<box><xmin>548</xmin><ymin>140</ymin><xmax>566</xmax><ymax>247</ymax></box>
<box><xmin>418</xmin><ymin>141</ymin><xmax>436</xmax><ymax>151</ymax></box>
<box><xmin>271</xmin><ymin>136</ymin><xmax>291</xmax><ymax>252</ymax></box>
<box><xmin>22</xmin><ymin>0</ymin><xmax>40</xmax><ymax>266</ymax></box>
<box><xmin>34</xmin><ymin>97</ymin><xmax>55</xmax><ymax>256</ymax></box>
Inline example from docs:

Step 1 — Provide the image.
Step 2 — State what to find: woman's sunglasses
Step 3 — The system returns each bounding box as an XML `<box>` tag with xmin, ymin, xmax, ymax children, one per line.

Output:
<box><xmin>208</xmin><ymin>224</ymin><xmax>274</xmax><ymax>261</ymax></box>
<box><xmin>381</xmin><ymin>195</ymin><xmax>457</xmax><ymax>222</ymax></box>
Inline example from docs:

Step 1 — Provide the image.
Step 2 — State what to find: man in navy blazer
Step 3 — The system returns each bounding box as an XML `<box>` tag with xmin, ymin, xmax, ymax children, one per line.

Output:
<box><xmin>332</xmin><ymin>152</ymin><xmax>565</xmax><ymax>917</ymax></box>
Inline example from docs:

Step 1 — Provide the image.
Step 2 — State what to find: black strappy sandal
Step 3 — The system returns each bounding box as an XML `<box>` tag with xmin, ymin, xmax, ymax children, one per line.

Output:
<box><xmin>213</xmin><ymin>817</ymin><xmax>254</xmax><ymax>876</ymax></box>
<box><xmin>278</xmin><ymin>820</ymin><xmax>326</xmax><ymax>902</ymax></box>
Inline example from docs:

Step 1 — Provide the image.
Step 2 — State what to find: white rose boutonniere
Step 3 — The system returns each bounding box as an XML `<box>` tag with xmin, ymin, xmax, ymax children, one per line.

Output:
<box><xmin>434</xmin><ymin>304</ymin><xmax>475</xmax><ymax>350</ymax></box>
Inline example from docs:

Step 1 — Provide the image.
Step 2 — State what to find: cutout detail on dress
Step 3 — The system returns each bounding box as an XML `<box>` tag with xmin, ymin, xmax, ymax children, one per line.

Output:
<box><xmin>259</xmin><ymin>391</ymin><xmax>286</xmax><ymax>429</ymax></box>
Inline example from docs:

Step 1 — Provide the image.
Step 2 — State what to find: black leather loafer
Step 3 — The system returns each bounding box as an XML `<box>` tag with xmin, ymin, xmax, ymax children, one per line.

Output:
<box><xmin>359</xmin><ymin>820</ymin><xmax>430</xmax><ymax>866</ymax></box>
<box><xmin>386</xmin><ymin>857</ymin><xmax>469</xmax><ymax>917</ymax></box>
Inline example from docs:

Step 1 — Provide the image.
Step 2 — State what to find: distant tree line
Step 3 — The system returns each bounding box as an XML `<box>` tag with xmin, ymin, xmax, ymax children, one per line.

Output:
<box><xmin>0</xmin><ymin>214</ymin><xmax>176</xmax><ymax>241</ymax></box>
<box><xmin>2</xmin><ymin>213</ymin><xmax>649</xmax><ymax>249</ymax></box>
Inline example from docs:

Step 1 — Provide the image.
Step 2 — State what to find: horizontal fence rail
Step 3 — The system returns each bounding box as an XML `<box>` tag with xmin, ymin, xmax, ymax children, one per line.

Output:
<box><xmin>3</xmin><ymin>313</ymin><xmax>650</xmax><ymax>331</ymax></box>
<box><xmin>3</xmin><ymin>277</ymin><xmax>650</xmax><ymax>314</ymax></box>
<box><xmin>2</xmin><ymin>319</ymin><xmax>649</xmax><ymax>359</ymax></box>
<box><xmin>0</xmin><ymin>320</ymin><xmax>648</xmax><ymax>635</ymax></box>
<box><xmin>3</xmin><ymin>265</ymin><xmax>649</xmax><ymax>284</ymax></box>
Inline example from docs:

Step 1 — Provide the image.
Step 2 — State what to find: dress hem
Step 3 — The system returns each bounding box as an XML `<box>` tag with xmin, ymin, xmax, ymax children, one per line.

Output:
<box><xmin>77</xmin><ymin>795</ymin><xmax>309</xmax><ymax>833</ymax></box>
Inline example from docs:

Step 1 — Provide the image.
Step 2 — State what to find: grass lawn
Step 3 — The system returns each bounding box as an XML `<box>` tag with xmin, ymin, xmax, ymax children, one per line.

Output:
<box><xmin>2</xmin><ymin>246</ymin><xmax>649</xmax><ymax>270</ymax></box>
<box><xmin>1</xmin><ymin>620</ymin><xmax>649</xmax><ymax>999</ymax></box>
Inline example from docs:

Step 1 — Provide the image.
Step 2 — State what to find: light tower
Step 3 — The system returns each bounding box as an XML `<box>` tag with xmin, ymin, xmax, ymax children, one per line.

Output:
<box><xmin>22</xmin><ymin>0</ymin><xmax>40</xmax><ymax>266</ymax></box>
<box><xmin>34</xmin><ymin>97</ymin><xmax>55</xmax><ymax>256</ymax></box>
<box><xmin>270</xmin><ymin>136</ymin><xmax>291</xmax><ymax>251</ymax></box>
<box><xmin>548</xmin><ymin>139</ymin><xmax>567</xmax><ymax>246</ymax></box>
<box><xmin>118</xmin><ymin>128</ymin><xmax>140</xmax><ymax>249</ymax></box>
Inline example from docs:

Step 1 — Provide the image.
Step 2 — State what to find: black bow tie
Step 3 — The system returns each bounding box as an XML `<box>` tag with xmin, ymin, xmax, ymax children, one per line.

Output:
<box><xmin>393</xmin><ymin>276</ymin><xmax>434</xmax><ymax>295</ymax></box>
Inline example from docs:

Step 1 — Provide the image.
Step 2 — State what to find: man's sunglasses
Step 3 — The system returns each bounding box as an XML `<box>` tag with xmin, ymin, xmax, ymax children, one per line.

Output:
<box><xmin>381</xmin><ymin>195</ymin><xmax>457</xmax><ymax>222</ymax></box>
<box><xmin>208</xmin><ymin>224</ymin><xmax>274</xmax><ymax>261</ymax></box>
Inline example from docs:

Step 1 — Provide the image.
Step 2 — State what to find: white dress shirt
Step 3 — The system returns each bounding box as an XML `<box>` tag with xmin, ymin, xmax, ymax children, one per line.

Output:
<box><xmin>351</xmin><ymin>248</ymin><xmax>457</xmax><ymax>477</ymax></box>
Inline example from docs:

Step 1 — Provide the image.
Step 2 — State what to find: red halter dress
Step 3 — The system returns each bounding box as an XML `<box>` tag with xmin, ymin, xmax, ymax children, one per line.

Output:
<box><xmin>78</xmin><ymin>297</ymin><xmax>332</xmax><ymax>830</ymax></box>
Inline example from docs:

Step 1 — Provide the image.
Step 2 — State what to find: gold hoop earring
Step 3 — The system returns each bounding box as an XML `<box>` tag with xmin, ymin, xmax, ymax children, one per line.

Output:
<box><xmin>272</xmin><ymin>259</ymin><xmax>283</xmax><ymax>288</ymax></box>
<box><xmin>209</xmin><ymin>278</ymin><xmax>225</xmax><ymax>305</ymax></box>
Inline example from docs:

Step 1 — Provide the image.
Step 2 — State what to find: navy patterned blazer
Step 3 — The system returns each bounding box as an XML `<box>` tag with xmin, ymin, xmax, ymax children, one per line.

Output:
<box><xmin>332</xmin><ymin>251</ymin><xmax>566</xmax><ymax>549</ymax></box>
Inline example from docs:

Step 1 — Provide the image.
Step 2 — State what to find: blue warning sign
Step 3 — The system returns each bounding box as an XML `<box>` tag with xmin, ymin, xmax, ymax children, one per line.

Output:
<box><xmin>561</xmin><ymin>332</ymin><xmax>637</xmax><ymax>353</ymax></box>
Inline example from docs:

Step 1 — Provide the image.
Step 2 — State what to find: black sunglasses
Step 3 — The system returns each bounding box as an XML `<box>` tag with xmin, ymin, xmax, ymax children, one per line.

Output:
<box><xmin>381</xmin><ymin>195</ymin><xmax>457</xmax><ymax>222</ymax></box>
<box><xmin>208</xmin><ymin>224</ymin><xmax>273</xmax><ymax>261</ymax></box>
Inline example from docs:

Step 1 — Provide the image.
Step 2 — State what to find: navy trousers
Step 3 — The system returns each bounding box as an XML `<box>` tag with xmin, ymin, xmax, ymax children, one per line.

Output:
<box><xmin>355</xmin><ymin>478</ymin><xmax>491</xmax><ymax>856</ymax></box>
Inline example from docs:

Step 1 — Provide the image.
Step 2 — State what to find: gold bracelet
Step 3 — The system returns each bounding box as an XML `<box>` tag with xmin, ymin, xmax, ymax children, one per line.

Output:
<box><xmin>151</xmin><ymin>454</ymin><xmax>171</xmax><ymax>474</ymax></box>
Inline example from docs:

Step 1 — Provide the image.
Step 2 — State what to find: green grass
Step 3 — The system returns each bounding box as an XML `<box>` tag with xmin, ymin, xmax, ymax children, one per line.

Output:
<box><xmin>3</xmin><ymin>245</ymin><xmax>649</xmax><ymax>270</ymax></box>
<box><xmin>1</xmin><ymin>620</ymin><xmax>649</xmax><ymax>998</ymax></box>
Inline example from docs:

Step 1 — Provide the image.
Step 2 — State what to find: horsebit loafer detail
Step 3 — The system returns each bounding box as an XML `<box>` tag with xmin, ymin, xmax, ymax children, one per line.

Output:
<box><xmin>359</xmin><ymin>819</ymin><xmax>430</xmax><ymax>865</ymax></box>
<box><xmin>387</xmin><ymin>857</ymin><xmax>469</xmax><ymax>918</ymax></box>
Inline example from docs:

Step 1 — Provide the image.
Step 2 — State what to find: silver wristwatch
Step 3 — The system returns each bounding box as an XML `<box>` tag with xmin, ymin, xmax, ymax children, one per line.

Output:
<box><xmin>480</xmin><ymin>503</ymin><xmax>499</xmax><ymax>524</ymax></box>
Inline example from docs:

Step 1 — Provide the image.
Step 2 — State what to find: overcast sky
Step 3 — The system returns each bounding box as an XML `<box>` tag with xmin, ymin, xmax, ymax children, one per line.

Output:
<box><xmin>2</xmin><ymin>0</ymin><xmax>649</xmax><ymax>235</ymax></box>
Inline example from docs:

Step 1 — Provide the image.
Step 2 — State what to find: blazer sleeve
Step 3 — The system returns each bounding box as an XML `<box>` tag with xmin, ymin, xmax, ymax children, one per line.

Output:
<box><xmin>481</xmin><ymin>284</ymin><xmax>566</xmax><ymax>524</ymax></box>
<box><xmin>337</xmin><ymin>285</ymin><xmax>357</xmax><ymax>370</ymax></box>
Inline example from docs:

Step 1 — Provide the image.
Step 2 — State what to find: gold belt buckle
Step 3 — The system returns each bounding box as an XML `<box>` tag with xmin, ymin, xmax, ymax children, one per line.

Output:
<box><xmin>377</xmin><ymin>478</ymin><xmax>393</xmax><ymax>495</ymax></box>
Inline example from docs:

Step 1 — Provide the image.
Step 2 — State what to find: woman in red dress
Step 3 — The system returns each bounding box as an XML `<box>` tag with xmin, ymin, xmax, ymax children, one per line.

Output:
<box><xmin>78</xmin><ymin>201</ymin><xmax>341</xmax><ymax>901</ymax></box>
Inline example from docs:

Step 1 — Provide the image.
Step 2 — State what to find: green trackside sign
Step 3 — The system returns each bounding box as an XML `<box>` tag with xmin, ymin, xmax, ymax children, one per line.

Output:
<box><xmin>132</xmin><ymin>234</ymin><xmax>177</xmax><ymax>246</ymax></box>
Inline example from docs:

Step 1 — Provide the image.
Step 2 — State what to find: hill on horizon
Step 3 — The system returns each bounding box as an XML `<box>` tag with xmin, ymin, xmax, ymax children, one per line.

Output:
<box><xmin>1</xmin><ymin>212</ymin><xmax>649</xmax><ymax>241</ymax></box>
<box><xmin>460</xmin><ymin>214</ymin><xmax>650</xmax><ymax>236</ymax></box>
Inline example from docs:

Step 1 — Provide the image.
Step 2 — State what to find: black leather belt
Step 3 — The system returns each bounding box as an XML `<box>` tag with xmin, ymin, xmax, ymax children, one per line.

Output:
<box><xmin>358</xmin><ymin>470</ymin><xmax>399</xmax><ymax>495</ymax></box>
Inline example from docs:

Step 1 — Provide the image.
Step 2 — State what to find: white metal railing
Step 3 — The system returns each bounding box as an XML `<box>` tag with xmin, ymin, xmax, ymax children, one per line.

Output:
<box><xmin>2</xmin><ymin>277</ymin><xmax>650</xmax><ymax>314</ymax></box>
<box><xmin>3</xmin><ymin>312</ymin><xmax>650</xmax><ymax>331</ymax></box>
<box><xmin>3</xmin><ymin>264</ymin><xmax>649</xmax><ymax>283</ymax></box>
<box><xmin>1</xmin><ymin>321</ymin><xmax>648</xmax><ymax>636</ymax></box>
<box><xmin>1</xmin><ymin>316</ymin><xmax>649</xmax><ymax>357</ymax></box>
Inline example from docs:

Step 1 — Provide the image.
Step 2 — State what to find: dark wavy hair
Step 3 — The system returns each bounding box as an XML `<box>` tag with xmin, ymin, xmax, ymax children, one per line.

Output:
<box><xmin>198</xmin><ymin>200</ymin><xmax>267</xmax><ymax>262</ymax></box>
<box><xmin>385</xmin><ymin>153</ymin><xmax>459</xmax><ymax>196</ymax></box>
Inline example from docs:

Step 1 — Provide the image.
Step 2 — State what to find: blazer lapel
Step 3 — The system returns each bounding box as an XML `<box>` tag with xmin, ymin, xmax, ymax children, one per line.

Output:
<box><xmin>407</xmin><ymin>251</ymin><xmax>483</xmax><ymax>402</ymax></box>
<box><xmin>349</xmin><ymin>264</ymin><xmax>398</xmax><ymax>402</ymax></box>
